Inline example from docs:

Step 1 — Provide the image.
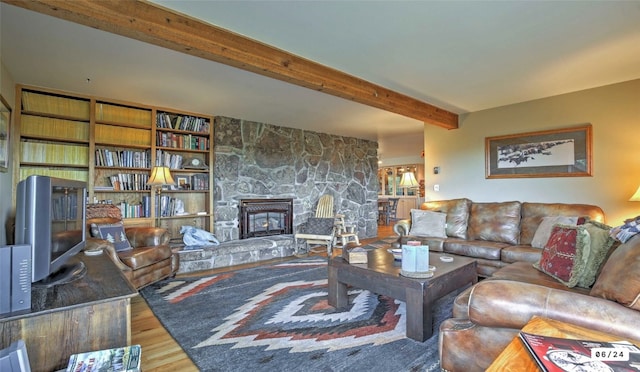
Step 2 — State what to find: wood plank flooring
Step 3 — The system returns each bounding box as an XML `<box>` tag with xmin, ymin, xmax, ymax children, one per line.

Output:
<box><xmin>131</xmin><ymin>224</ymin><xmax>394</xmax><ymax>371</ymax></box>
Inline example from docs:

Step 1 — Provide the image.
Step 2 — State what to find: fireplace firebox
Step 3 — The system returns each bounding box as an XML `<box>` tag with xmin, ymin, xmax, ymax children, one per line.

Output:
<box><xmin>239</xmin><ymin>199</ymin><xmax>293</xmax><ymax>239</ymax></box>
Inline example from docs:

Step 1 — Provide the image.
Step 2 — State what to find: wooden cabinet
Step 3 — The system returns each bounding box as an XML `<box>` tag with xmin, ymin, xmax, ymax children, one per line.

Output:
<box><xmin>0</xmin><ymin>253</ymin><xmax>137</xmax><ymax>372</ymax></box>
<box><xmin>397</xmin><ymin>197</ymin><xmax>418</xmax><ymax>219</ymax></box>
<box><xmin>378</xmin><ymin>164</ymin><xmax>424</xmax><ymax>197</ymax></box>
<box><xmin>13</xmin><ymin>85</ymin><xmax>214</xmax><ymax>238</ymax></box>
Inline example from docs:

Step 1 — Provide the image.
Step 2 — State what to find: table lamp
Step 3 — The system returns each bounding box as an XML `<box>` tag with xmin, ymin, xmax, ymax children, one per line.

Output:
<box><xmin>630</xmin><ymin>185</ymin><xmax>640</xmax><ymax>202</ymax></box>
<box><xmin>148</xmin><ymin>166</ymin><xmax>175</xmax><ymax>226</ymax></box>
<box><xmin>399</xmin><ymin>171</ymin><xmax>419</xmax><ymax>189</ymax></box>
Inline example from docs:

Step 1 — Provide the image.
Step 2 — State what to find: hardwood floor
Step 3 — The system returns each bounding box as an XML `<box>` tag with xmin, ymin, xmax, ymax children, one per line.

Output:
<box><xmin>131</xmin><ymin>224</ymin><xmax>394</xmax><ymax>371</ymax></box>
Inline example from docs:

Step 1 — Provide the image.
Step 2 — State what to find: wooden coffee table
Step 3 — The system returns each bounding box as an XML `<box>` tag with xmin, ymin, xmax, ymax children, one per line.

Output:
<box><xmin>327</xmin><ymin>248</ymin><xmax>477</xmax><ymax>341</ymax></box>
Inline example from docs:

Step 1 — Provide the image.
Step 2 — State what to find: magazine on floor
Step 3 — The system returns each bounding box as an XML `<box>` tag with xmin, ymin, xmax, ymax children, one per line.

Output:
<box><xmin>519</xmin><ymin>332</ymin><xmax>640</xmax><ymax>372</ymax></box>
<box><xmin>65</xmin><ymin>345</ymin><xmax>141</xmax><ymax>372</ymax></box>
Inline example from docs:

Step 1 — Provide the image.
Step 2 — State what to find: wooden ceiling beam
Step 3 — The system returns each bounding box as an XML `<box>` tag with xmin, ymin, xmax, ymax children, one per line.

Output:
<box><xmin>3</xmin><ymin>0</ymin><xmax>459</xmax><ymax>129</ymax></box>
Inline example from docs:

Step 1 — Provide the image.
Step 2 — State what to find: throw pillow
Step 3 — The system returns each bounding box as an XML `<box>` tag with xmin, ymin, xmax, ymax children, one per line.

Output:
<box><xmin>303</xmin><ymin>218</ymin><xmax>335</xmax><ymax>235</ymax></box>
<box><xmin>530</xmin><ymin>216</ymin><xmax>579</xmax><ymax>249</ymax></box>
<box><xmin>576</xmin><ymin>220</ymin><xmax>616</xmax><ymax>288</ymax></box>
<box><xmin>409</xmin><ymin>209</ymin><xmax>447</xmax><ymax>238</ymax></box>
<box><xmin>534</xmin><ymin>224</ymin><xmax>590</xmax><ymax>288</ymax></box>
<box><xmin>95</xmin><ymin>223</ymin><xmax>132</xmax><ymax>252</ymax></box>
<box><xmin>590</xmin><ymin>235</ymin><xmax>640</xmax><ymax>311</ymax></box>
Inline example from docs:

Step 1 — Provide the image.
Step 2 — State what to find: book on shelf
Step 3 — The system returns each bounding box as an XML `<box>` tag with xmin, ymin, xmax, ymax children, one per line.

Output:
<box><xmin>191</xmin><ymin>173</ymin><xmax>209</xmax><ymax>190</ymax></box>
<box><xmin>65</xmin><ymin>344</ymin><xmax>141</xmax><ymax>372</ymax></box>
<box><xmin>156</xmin><ymin>112</ymin><xmax>210</xmax><ymax>133</ymax></box>
<box><xmin>21</xmin><ymin>115</ymin><xmax>89</xmax><ymax>141</ymax></box>
<box><xmin>22</xmin><ymin>90</ymin><xmax>90</xmax><ymax>120</ymax></box>
<box><xmin>519</xmin><ymin>331</ymin><xmax>640</xmax><ymax>372</ymax></box>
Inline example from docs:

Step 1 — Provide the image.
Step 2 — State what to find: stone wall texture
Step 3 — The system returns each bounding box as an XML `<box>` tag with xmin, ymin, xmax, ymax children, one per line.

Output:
<box><xmin>213</xmin><ymin>116</ymin><xmax>379</xmax><ymax>242</ymax></box>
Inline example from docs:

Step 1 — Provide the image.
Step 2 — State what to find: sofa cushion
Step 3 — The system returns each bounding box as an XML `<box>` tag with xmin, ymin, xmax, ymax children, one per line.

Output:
<box><xmin>408</xmin><ymin>209</ymin><xmax>447</xmax><ymax>238</ymax></box>
<box><xmin>492</xmin><ymin>262</ymin><xmax>591</xmax><ymax>294</ymax></box>
<box><xmin>520</xmin><ymin>202</ymin><xmax>605</xmax><ymax>245</ymax></box>
<box><xmin>444</xmin><ymin>239</ymin><xmax>507</xmax><ymax>261</ymax></box>
<box><xmin>530</xmin><ymin>216</ymin><xmax>578</xmax><ymax>248</ymax></box>
<box><xmin>421</xmin><ymin>198</ymin><xmax>471</xmax><ymax>239</ymax></box>
<box><xmin>468</xmin><ymin>201</ymin><xmax>521</xmax><ymax>245</ymax></box>
<box><xmin>534</xmin><ymin>224</ymin><xmax>590</xmax><ymax>288</ymax></box>
<box><xmin>590</xmin><ymin>235</ymin><xmax>640</xmax><ymax>310</ymax></box>
<box><xmin>93</xmin><ymin>223</ymin><xmax>133</xmax><ymax>252</ymax></box>
<box><xmin>576</xmin><ymin>220</ymin><xmax>616</xmax><ymax>288</ymax></box>
<box><xmin>500</xmin><ymin>245</ymin><xmax>543</xmax><ymax>264</ymax></box>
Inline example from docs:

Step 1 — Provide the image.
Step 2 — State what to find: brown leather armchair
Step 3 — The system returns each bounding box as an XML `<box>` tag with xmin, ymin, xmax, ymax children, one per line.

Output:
<box><xmin>86</xmin><ymin>203</ymin><xmax>177</xmax><ymax>289</ymax></box>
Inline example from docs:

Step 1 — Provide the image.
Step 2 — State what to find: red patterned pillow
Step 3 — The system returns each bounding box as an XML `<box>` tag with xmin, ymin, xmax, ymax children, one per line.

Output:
<box><xmin>534</xmin><ymin>224</ymin><xmax>590</xmax><ymax>287</ymax></box>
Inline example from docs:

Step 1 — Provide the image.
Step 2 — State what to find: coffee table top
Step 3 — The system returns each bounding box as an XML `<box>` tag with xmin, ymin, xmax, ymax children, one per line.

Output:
<box><xmin>337</xmin><ymin>247</ymin><xmax>476</xmax><ymax>282</ymax></box>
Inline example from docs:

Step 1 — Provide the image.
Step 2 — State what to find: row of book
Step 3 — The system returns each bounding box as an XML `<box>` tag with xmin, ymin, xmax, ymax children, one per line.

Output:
<box><xmin>20</xmin><ymin>168</ymin><xmax>88</xmax><ymax>182</ymax></box>
<box><xmin>120</xmin><ymin>198</ymin><xmax>150</xmax><ymax>218</ymax></box>
<box><xmin>156</xmin><ymin>132</ymin><xmax>209</xmax><ymax>150</ymax></box>
<box><xmin>21</xmin><ymin>90</ymin><xmax>90</xmax><ymax>120</ymax></box>
<box><xmin>101</xmin><ymin>195</ymin><xmax>191</xmax><ymax>219</ymax></box>
<box><xmin>156</xmin><ymin>112</ymin><xmax>210</xmax><ymax>133</ymax></box>
<box><xmin>107</xmin><ymin>173</ymin><xmax>151</xmax><ymax>191</ymax></box>
<box><xmin>96</xmin><ymin>148</ymin><xmax>151</xmax><ymax>168</ymax></box>
<box><xmin>96</xmin><ymin>103</ymin><xmax>151</xmax><ymax>126</ymax></box>
<box><xmin>21</xmin><ymin>115</ymin><xmax>89</xmax><ymax>141</ymax></box>
<box><xmin>155</xmin><ymin>150</ymin><xmax>183</xmax><ymax>170</ymax></box>
<box><xmin>190</xmin><ymin>174</ymin><xmax>210</xmax><ymax>191</ymax></box>
<box><xmin>95</xmin><ymin>124</ymin><xmax>151</xmax><ymax>147</ymax></box>
<box><xmin>21</xmin><ymin>141</ymin><xmax>89</xmax><ymax>165</ymax></box>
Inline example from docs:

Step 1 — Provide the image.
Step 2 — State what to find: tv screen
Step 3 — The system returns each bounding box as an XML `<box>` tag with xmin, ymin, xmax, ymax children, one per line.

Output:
<box><xmin>15</xmin><ymin>175</ymin><xmax>87</xmax><ymax>284</ymax></box>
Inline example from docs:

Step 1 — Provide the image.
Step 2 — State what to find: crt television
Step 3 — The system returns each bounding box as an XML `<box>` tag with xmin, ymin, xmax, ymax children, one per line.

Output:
<box><xmin>15</xmin><ymin>175</ymin><xmax>87</xmax><ymax>285</ymax></box>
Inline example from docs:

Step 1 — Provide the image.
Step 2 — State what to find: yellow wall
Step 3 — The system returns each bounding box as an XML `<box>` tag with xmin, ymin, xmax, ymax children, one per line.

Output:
<box><xmin>424</xmin><ymin>79</ymin><xmax>640</xmax><ymax>226</ymax></box>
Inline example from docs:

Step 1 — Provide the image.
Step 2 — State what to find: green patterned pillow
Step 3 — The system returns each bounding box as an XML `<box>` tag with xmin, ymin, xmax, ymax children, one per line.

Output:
<box><xmin>576</xmin><ymin>220</ymin><xmax>615</xmax><ymax>288</ymax></box>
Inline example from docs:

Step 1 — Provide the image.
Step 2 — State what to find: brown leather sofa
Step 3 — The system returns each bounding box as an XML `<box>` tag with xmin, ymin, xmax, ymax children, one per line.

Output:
<box><xmin>393</xmin><ymin>198</ymin><xmax>605</xmax><ymax>276</ymax></box>
<box><xmin>439</xmin><ymin>234</ymin><xmax>640</xmax><ymax>371</ymax></box>
<box><xmin>86</xmin><ymin>203</ymin><xmax>177</xmax><ymax>289</ymax></box>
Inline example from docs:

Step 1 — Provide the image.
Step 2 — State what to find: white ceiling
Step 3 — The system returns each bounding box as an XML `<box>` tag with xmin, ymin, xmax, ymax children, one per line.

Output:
<box><xmin>2</xmin><ymin>1</ymin><xmax>640</xmax><ymax>161</ymax></box>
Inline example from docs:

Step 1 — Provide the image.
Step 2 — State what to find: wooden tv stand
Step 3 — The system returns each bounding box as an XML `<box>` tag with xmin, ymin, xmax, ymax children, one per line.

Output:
<box><xmin>0</xmin><ymin>252</ymin><xmax>137</xmax><ymax>372</ymax></box>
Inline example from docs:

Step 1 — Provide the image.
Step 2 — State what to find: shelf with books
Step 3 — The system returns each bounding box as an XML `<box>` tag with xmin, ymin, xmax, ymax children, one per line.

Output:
<box><xmin>14</xmin><ymin>85</ymin><xmax>214</xmax><ymax>238</ymax></box>
<box><xmin>15</xmin><ymin>86</ymin><xmax>91</xmax><ymax>183</ymax></box>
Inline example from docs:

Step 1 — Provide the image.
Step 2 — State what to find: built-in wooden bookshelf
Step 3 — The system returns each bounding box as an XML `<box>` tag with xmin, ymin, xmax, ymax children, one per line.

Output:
<box><xmin>153</xmin><ymin>108</ymin><xmax>213</xmax><ymax>237</ymax></box>
<box><xmin>13</xmin><ymin>85</ymin><xmax>214</xmax><ymax>238</ymax></box>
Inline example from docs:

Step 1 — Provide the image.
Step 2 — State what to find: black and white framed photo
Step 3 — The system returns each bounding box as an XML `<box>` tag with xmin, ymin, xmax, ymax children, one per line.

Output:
<box><xmin>485</xmin><ymin>125</ymin><xmax>592</xmax><ymax>179</ymax></box>
<box><xmin>0</xmin><ymin>95</ymin><xmax>11</xmax><ymax>173</ymax></box>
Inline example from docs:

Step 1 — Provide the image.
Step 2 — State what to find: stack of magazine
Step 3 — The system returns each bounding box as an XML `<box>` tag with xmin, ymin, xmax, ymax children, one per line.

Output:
<box><xmin>520</xmin><ymin>332</ymin><xmax>640</xmax><ymax>371</ymax></box>
<box><xmin>66</xmin><ymin>345</ymin><xmax>141</xmax><ymax>372</ymax></box>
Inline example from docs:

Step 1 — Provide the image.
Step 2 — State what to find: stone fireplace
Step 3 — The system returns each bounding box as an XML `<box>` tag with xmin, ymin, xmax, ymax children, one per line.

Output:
<box><xmin>239</xmin><ymin>198</ymin><xmax>293</xmax><ymax>239</ymax></box>
<box><xmin>213</xmin><ymin>116</ymin><xmax>379</xmax><ymax>243</ymax></box>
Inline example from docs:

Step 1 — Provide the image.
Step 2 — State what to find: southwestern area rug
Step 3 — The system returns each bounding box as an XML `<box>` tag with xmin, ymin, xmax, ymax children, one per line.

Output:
<box><xmin>140</xmin><ymin>239</ymin><xmax>459</xmax><ymax>371</ymax></box>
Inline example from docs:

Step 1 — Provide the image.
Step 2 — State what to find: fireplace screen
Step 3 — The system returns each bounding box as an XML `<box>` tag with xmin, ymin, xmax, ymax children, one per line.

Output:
<box><xmin>240</xmin><ymin>199</ymin><xmax>293</xmax><ymax>239</ymax></box>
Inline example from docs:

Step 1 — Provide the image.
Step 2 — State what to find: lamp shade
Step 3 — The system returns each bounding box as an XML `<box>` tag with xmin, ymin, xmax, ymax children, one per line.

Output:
<box><xmin>399</xmin><ymin>171</ymin><xmax>419</xmax><ymax>188</ymax></box>
<box><xmin>630</xmin><ymin>185</ymin><xmax>640</xmax><ymax>201</ymax></box>
<box><xmin>148</xmin><ymin>166</ymin><xmax>175</xmax><ymax>186</ymax></box>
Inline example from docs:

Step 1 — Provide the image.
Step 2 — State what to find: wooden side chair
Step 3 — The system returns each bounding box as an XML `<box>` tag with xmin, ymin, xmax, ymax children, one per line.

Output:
<box><xmin>294</xmin><ymin>195</ymin><xmax>338</xmax><ymax>255</ymax></box>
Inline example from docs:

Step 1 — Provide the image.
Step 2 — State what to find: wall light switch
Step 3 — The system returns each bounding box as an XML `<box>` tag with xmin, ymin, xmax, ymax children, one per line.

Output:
<box><xmin>434</xmin><ymin>184</ymin><xmax>440</xmax><ymax>191</ymax></box>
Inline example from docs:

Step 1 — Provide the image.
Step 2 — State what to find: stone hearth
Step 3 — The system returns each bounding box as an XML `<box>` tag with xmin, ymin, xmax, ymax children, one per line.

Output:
<box><xmin>176</xmin><ymin>235</ymin><xmax>295</xmax><ymax>274</ymax></box>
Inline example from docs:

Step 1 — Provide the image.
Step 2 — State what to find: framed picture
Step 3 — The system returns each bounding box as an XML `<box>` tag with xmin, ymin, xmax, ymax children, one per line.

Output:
<box><xmin>177</xmin><ymin>176</ymin><xmax>190</xmax><ymax>190</ymax></box>
<box><xmin>0</xmin><ymin>95</ymin><xmax>11</xmax><ymax>173</ymax></box>
<box><xmin>485</xmin><ymin>125</ymin><xmax>592</xmax><ymax>179</ymax></box>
